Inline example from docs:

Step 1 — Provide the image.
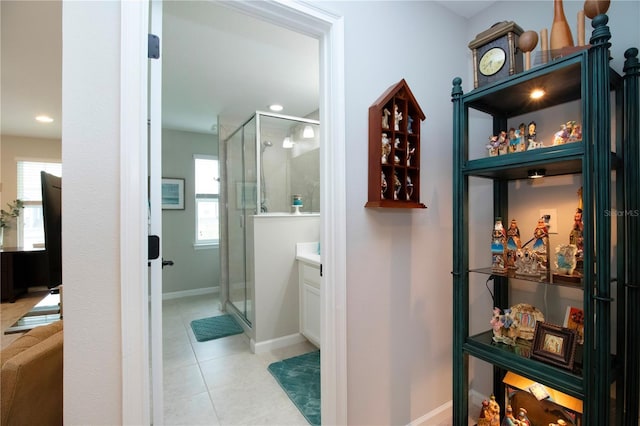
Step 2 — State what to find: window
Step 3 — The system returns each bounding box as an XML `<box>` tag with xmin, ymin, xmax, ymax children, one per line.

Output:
<box><xmin>17</xmin><ymin>161</ymin><xmax>62</xmax><ymax>248</ymax></box>
<box><xmin>194</xmin><ymin>155</ymin><xmax>219</xmax><ymax>245</ymax></box>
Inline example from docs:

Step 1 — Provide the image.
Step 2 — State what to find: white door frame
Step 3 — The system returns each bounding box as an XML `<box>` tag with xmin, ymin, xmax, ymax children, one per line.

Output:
<box><xmin>120</xmin><ymin>1</ymin><xmax>347</xmax><ymax>424</ymax></box>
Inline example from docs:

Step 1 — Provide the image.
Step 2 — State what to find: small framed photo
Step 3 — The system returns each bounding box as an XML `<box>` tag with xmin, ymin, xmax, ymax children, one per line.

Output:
<box><xmin>162</xmin><ymin>178</ymin><xmax>185</xmax><ymax>210</ymax></box>
<box><xmin>563</xmin><ymin>306</ymin><xmax>585</xmax><ymax>344</ymax></box>
<box><xmin>531</xmin><ymin>322</ymin><xmax>578</xmax><ymax>371</ymax></box>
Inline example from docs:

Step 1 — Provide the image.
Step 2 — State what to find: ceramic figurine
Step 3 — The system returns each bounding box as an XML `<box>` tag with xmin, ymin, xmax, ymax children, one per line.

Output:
<box><xmin>381</xmin><ymin>171</ymin><xmax>388</xmax><ymax>199</ymax></box>
<box><xmin>532</xmin><ymin>217</ymin><xmax>550</xmax><ymax>271</ymax></box>
<box><xmin>506</xmin><ymin>218</ymin><xmax>522</xmax><ymax>269</ymax></box>
<box><xmin>394</xmin><ymin>104</ymin><xmax>402</xmax><ymax>131</ymax></box>
<box><xmin>487</xmin><ymin>135</ymin><xmax>500</xmax><ymax>157</ymax></box>
<box><xmin>488</xmin><ymin>395</ymin><xmax>501</xmax><ymax>426</ymax></box>
<box><xmin>527</xmin><ymin>121</ymin><xmax>544</xmax><ymax>150</ymax></box>
<box><xmin>477</xmin><ymin>399</ymin><xmax>492</xmax><ymax>426</ymax></box>
<box><xmin>517</xmin><ymin>408</ymin><xmax>531</xmax><ymax>426</ymax></box>
<box><xmin>491</xmin><ymin>217</ymin><xmax>507</xmax><ymax>273</ymax></box>
<box><xmin>497</xmin><ymin>131</ymin><xmax>509</xmax><ymax>155</ymax></box>
<box><xmin>570</xmin><ymin>209</ymin><xmax>584</xmax><ymax>255</ymax></box>
<box><xmin>407</xmin><ymin>116</ymin><xmax>413</xmax><ymax>133</ymax></box>
<box><xmin>569</xmin><ymin>122</ymin><xmax>582</xmax><ymax>142</ymax></box>
<box><xmin>382</xmin><ymin>108</ymin><xmax>391</xmax><ymax>129</ymax></box>
<box><xmin>381</xmin><ymin>133</ymin><xmax>391</xmax><ymax>164</ymax></box>
<box><xmin>501</xmin><ymin>405</ymin><xmax>518</xmax><ymax>426</ymax></box>
<box><xmin>518</xmin><ymin>123</ymin><xmax>527</xmax><ymax>151</ymax></box>
<box><xmin>553</xmin><ymin>123</ymin><xmax>570</xmax><ymax>145</ymax></box>
<box><xmin>508</xmin><ymin>127</ymin><xmax>519</xmax><ymax>153</ymax></box>
<box><xmin>555</xmin><ymin>244</ymin><xmax>578</xmax><ymax>275</ymax></box>
<box><xmin>393</xmin><ymin>171</ymin><xmax>401</xmax><ymax>200</ymax></box>
<box><xmin>394</xmin><ymin>137</ymin><xmax>401</xmax><ymax>148</ymax></box>
<box><xmin>515</xmin><ymin>247</ymin><xmax>546</xmax><ymax>278</ymax></box>
<box><xmin>406</xmin><ymin>176</ymin><xmax>413</xmax><ymax>200</ymax></box>
<box><xmin>394</xmin><ymin>154</ymin><xmax>400</xmax><ymax>164</ymax></box>
<box><xmin>407</xmin><ymin>143</ymin><xmax>415</xmax><ymax>166</ymax></box>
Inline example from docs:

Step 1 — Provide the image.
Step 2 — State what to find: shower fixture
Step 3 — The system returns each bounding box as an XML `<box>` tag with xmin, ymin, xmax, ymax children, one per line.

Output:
<box><xmin>261</xmin><ymin>140</ymin><xmax>273</xmax><ymax>152</ymax></box>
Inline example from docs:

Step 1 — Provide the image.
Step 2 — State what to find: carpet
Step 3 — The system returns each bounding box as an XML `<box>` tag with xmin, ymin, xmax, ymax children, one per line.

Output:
<box><xmin>268</xmin><ymin>350</ymin><xmax>320</xmax><ymax>426</ymax></box>
<box><xmin>190</xmin><ymin>314</ymin><xmax>243</xmax><ymax>342</ymax></box>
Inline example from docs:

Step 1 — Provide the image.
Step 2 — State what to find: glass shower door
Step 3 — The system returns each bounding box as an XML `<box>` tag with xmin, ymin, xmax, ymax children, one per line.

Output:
<box><xmin>226</xmin><ymin>128</ymin><xmax>248</xmax><ymax>323</ymax></box>
<box><xmin>225</xmin><ymin>117</ymin><xmax>257</xmax><ymax>325</ymax></box>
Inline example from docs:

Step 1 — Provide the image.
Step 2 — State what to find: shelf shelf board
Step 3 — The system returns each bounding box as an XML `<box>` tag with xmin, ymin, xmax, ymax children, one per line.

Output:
<box><xmin>469</xmin><ymin>267</ymin><xmax>583</xmax><ymax>289</ymax></box>
<box><xmin>464</xmin><ymin>330</ymin><xmax>584</xmax><ymax>398</ymax></box>
<box><xmin>463</xmin><ymin>142</ymin><xmax>584</xmax><ymax>179</ymax></box>
<box><xmin>365</xmin><ymin>200</ymin><xmax>426</xmax><ymax>209</ymax></box>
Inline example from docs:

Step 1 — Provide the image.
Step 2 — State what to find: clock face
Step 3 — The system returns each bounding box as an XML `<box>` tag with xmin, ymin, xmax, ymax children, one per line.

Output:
<box><xmin>479</xmin><ymin>47</ymin><xmax>506</xmax><ymax>76</ymax></box>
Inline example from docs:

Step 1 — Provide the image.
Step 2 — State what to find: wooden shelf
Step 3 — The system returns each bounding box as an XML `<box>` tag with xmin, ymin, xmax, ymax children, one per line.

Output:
<box><xmin>366</xmin><ymin>79</ymin><xmax>426</xmax><ymax>208</ymax></box>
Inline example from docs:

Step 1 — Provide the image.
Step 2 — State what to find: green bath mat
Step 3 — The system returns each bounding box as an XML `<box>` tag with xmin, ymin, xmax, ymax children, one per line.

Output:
<box><xmin>190</xmin><ymin>314</ymin><xmax>243</xmax><ymax>342</ymax></box>
<box><xmin>268</xmin><ymin>350</ymin><xmax>320</xmax><ymax>426</ymax></box>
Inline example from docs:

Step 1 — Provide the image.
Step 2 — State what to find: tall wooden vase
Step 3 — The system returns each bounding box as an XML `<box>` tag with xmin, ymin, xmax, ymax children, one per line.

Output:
<box><xmin>550</xmin><ymin>0</ymin><xmax>574</xmax><ymax>58</ymax></box>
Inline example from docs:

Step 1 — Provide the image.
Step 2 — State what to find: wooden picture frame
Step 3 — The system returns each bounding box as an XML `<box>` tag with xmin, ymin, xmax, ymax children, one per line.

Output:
<box><xmin>563</xmin><ymin>306</ymin><xmax>585</xmax><ymax>344</ymax></box>
<box><xmin>162</xmin><ymin>178</ymin><xmax>185</xmax><ymax>210</ymax></box>
<box><xmin>531</xmin><ymin>322</ymin><xmax>578</xmax><ymax>370</ymax></box>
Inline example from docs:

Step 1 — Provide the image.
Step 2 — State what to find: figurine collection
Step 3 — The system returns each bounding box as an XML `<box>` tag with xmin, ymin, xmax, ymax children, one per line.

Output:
<box><xmin>486</xmin><ymin>121</ymin><xmax>582</xmax><ymax>157</ymax></box>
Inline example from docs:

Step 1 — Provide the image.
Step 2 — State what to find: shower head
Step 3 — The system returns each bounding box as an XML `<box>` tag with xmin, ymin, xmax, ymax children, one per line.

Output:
<box><xmin>261</xmin><ymin>141</ymin><xmax>273</xmax><ymax>152</ymax></box>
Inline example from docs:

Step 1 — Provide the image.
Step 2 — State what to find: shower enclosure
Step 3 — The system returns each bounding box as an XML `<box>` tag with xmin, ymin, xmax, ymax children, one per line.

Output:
<box><xmin>222</xmin><ymin>112</ymin><xmax>320</xmax><ymax>325</ymax></box>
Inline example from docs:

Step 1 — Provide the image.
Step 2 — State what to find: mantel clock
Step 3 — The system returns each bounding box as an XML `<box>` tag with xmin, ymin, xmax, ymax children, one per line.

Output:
<box><xmin>469</xmin><ymin>21</ymin><xmax>524</xmax><ymax>89</ymax></box>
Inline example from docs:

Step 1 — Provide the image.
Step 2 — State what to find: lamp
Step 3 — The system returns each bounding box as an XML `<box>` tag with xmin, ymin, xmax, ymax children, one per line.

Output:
<box><xmin>282</xmin><ymin>137</ymin><xmax>295</xmax><ymax>149</ymax></box>
<box><xmin>303</xmin><ymin>125</ymin><xmax>315</xmax><ymax>139</ymax></box>
<box><xmin>528</xmin><ymin>169</ymin><xmax>546</xmax><ymax>179</ymax></box>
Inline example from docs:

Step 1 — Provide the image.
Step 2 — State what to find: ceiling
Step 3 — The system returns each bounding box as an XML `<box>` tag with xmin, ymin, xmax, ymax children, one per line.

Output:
<box><xmin>0</xmin><ymin>1</ymin><xmax>495</xmax><ymax>141</ymax></box>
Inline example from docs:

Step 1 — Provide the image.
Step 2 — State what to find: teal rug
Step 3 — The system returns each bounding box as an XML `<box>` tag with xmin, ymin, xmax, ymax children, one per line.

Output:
<box><xmin>268</xmin><ymin>350</ymin><xmax>320</xmax><ymax>426</ymax></box>
<box><xmin>190</xmin><ymin>314</ymin><xmax>243</xmax><ymax>342</ymax></box>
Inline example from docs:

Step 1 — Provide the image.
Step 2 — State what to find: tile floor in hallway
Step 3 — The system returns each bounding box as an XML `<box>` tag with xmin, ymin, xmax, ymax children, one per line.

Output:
<box><xmin>162</xmin><ymin>293</ymin><xmax>317</xmax><ymax>426</ymax></box>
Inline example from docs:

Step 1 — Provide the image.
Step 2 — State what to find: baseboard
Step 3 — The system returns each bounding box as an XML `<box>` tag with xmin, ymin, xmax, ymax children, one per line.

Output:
<box><xmin>408</xmin><ymin>389</ymin><xmax>486</xmax><ymax>426</ymax></box>
<box><xmin>251</xmin><ymin>332</ymin><xmax>308</xmax><ymax>354</ymax></box>
<box><xmin>408</xmin><ymin>400</ymin><xmax>452</xmax><ymax>426</ymax></box>
<box><xmin>162</xmin><ymin>286</ymin><xmax>219</xmax><ymax>300</ymax></box>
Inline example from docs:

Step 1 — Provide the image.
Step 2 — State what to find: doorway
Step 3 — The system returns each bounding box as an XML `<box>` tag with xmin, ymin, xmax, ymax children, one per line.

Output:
<box><xmin>121</xmin><ymin>1</ymin><xmax>347</xmax><ymax>424</ymax></box>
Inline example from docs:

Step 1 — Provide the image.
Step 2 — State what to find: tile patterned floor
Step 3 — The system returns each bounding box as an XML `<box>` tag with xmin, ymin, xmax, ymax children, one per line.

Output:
<box><xmin>162</xmin><ymin>293</ymin><xmax>317</xmax><ymax>426</ymax></box>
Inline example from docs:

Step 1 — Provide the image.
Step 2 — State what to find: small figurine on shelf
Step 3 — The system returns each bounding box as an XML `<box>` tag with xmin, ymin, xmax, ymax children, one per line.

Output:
<box><xmin>394</xmin><ymin>154</ymin><xmax>401</xmax><ymax>164</ymax></box>
<box><xmin>382</xmin><ymin>108</ymin><xmax>391</xmax><ymax>129</ymax></box>
<box><xmin>515</xmin><ymin>247</ymin><xmax>546</xmax><ymax>278</ymax></box>
<box><xmin>518</xmin><ymin>123</ymin><xmax>527</xmax><ymax>151</ymax></box>
<box><xmin>406</xmin><ymin>176</ymin><xmax>413</xmax><ymax>200</ymax></box>
<box><xmin>497</xmin><ymin>131</ymin><xmax>509</xmax><ymax>155</ymax></box>
<box><xmin>532</xmin><ymin>217</ymin><xmax>550</xmax><ymax>270</ymax></box>
<box><xmin>407</xmin><ymin>116</ymin><xmax>413</xmax><ymax>133</ymax></box>
<box><xmin>516</xmin><ymin>408</ymin><xmax>531</xmax><ymax>426</ymax></box>
<box><xmin>393</xmin><ymin>171</ymin><xmax>401</xmax><ymax>200</ymax></box>
<box><xmin>553</xmin><ymin>123</ymin><xmax>570</xmax><ymax>145</ymax></box>
<box><xmin>506</xmin><ymin>218</ymin><xmax>522</xmax><ymax>269</ymax></box>
<box><xmin>527</xmin><ymin>121</ymin><xmax>544</xmax><ymax>150</ymax></box>
<box><xmin>488</xmin><ymin>395</ymin><xmax>501</xmax><ymax>426</ymax></box>
<box><xmin>394</xmin><ymin>104</ymin><xmax>402</xmax><ymax>131</ymax></box>
<box><xmin>569</xmin><ymin>121</ymin><xmax>582</xmax><ymax>142</ymax></box>
<box><xmin>477</xmin><ymin>399</ymin><xmax>492</xmax><ymax>426</ymax></box>
<box><xmin>407</xmin><ymin>143</ymin><xmax>415</xmax><ymax>166</ymax></box>
<box><xmin>491</xmin><ymin>217</ymin><xmax>508</xmax><ymax>273</ymax></box>
<box><xmin>508</xmin><ymin>127</ymin><xmax>519</xmax><ymax>153</ymax></box>
<box><xmin>381</xmin><ymin>171</ymin><xmax>388</xmax><ymax>199</ymax></box>
<box><xmin>394</xmin><ymin>137</ymin><xmax>401</xmax><ymax>148</ymax></box>
<box><xmin>555</xmin><ymin>244</ymin><xmax>578</xmax><ymax>275</ymax></box>
<box><xmin>382</xmin><ymin>133</ymin><xmax>391</xmax><ymax>164</ymax></box>
<box><xmin>487</xmin><ymin>135</ymin><xmax>500</xmax><ymax>157</ymax></box>
<box><xmin>501</xmin><ymin>405</ymin><xmax>519</xmax><ymax>426</ymax></box>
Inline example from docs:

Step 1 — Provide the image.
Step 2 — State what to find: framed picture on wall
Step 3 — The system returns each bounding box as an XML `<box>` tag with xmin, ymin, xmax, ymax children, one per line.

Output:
<box><xmin>162</xmin><ymin>178</ymin><xmax>185</xmax><ymax>210</ymax></box>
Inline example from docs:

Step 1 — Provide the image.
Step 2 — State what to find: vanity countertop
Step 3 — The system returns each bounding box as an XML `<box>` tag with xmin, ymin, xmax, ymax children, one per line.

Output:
<box><xmin>296</xmin><ymin>242</ymin><xmax>320</xmax><ymax>266</ymax></box>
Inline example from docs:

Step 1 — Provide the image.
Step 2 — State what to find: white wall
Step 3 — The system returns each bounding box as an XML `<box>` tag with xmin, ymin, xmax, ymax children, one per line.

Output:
<box><xmin>322</xmin><ymin>1</ymin><xmax>468</xmax><ymax>424</ymax></box>
<box><xmin>62</xmin><ymin>1</ymin><xmax>122</xmax><ymax>423</ymax></box>
<box><xmin>162</xmin><ymin>128</ymin><xmax>219</xmax><ymax>294</ymax></box>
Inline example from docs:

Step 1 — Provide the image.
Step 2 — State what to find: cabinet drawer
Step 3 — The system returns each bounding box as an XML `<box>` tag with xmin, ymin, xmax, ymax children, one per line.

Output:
<box><xmin>302</xmin><ymin>264</ymin><xmax>320</xmax><ymax>287</ymax></box>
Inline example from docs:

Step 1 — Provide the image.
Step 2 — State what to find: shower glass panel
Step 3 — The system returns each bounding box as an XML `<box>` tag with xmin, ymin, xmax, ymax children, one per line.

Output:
<box><xmin>223</xmin><ymin>112</ymin><xmax>320</xmax><ymax>325</ymax></box>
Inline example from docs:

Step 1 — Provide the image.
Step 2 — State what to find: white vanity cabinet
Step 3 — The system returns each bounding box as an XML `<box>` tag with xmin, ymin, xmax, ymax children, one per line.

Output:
<box><xmin>298</xmin><ymin>260</ymin><xmax>320</xmax><ymax>348</ymax></box>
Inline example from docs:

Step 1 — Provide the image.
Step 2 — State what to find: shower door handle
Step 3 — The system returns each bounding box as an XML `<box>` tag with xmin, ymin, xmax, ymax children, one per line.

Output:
<box><xmin>239</xmin><ymin>214</ymin><xmax>245</xmax><ymax>228</ymax></box>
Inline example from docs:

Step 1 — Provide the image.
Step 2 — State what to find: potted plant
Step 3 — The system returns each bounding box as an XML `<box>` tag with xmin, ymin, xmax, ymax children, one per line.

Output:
<box><xmin>0</xmin><ymin>199</ymin><xmax>24</xmax><ymax>247</ymax></box>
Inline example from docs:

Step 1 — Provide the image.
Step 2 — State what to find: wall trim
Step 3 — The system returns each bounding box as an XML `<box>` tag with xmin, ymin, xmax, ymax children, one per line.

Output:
<box><xmin>251</xmin><ymin>333</ymin><xmax>310</xmax><ymax>354</ymax></box>
<box><xmin>407</xmin><ymin>400</ymin><xmax>452</xmax><ymax>426</ymax></box>
<box><xmin>162</xmin><ymin>286</ymin><xmax>220</xmax><ymax>300</ymax></box>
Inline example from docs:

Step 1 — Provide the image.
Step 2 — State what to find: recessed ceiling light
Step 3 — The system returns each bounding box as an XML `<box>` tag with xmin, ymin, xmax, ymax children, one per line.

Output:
<box><xmin>269</xmin><ymin>104</ymin><xmax>283</xmax><ymax>112</ymax></box>
<box><xmin>35</xmin><ymin>115</ymin><xmax>54</xmax><ymax>123</ymax></box>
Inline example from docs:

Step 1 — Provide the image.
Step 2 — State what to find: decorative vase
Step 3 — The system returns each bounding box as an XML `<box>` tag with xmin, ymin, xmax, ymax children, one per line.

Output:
<box><xmin>550</xmin><ymin>0</ymin><xmax>574</xmax><ymax>58</ymax></box>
